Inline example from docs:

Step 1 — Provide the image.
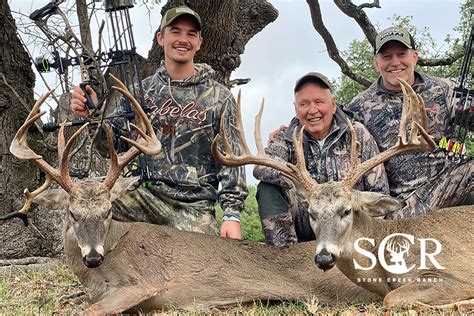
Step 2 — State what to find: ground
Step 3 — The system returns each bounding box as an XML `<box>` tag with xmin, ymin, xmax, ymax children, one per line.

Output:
<box><xmin>0</xmin><ymin>261</ymin><xmax>470</xmax><ymax>315</ymax></box>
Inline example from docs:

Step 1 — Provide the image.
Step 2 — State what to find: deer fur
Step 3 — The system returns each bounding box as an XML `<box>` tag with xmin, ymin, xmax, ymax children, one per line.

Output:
<box><xmin>307</xmin><ymin>186</ymin><xmax>474</xmax><ymax>307</ymax></box>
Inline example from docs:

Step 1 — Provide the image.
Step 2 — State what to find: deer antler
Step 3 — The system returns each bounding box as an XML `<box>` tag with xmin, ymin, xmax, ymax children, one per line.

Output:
<box><xmin>4</xmin><ymin>74</ymin><xmax>161</xmax><ymax>224</ymax></box>
<box><xmin>211</xmin><ymin>90</ymin><xmax>318</xmax><ymax>192</ymax></box>
<box><xmin>3</xmin><ymin>91</ymin><xmax>89</xmax><ymax>224</ymax></box>
<box><xmin>341</xmin><ymin>78</ymin><xmax>436</xmax><ymax>189</ymax></box>
<box><xmin>101</xmin><ymin>74</ymin><xmax>162</xmax><ymax>191</ymax></box>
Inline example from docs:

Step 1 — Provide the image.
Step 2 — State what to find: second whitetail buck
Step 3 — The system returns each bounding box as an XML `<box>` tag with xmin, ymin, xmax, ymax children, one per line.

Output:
<box><xmin>212</xmin><ymin>78</ymin><xmax>473</xmax><ymax>308</ymax></box>
<box><xmin>3</xmin><ymin>75</ymin><xmax>381</xmax><ymax>314</ymax></box>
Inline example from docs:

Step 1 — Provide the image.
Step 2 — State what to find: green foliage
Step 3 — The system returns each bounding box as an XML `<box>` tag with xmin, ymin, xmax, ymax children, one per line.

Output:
<box><xmin>335</xmin><ymin>0</ymin><xmax>471</xmax><ymax>105</ymax></box>
<box><xmin>216</xmin><ymin>184</ymin><xmax>265</xmax><ymax>242</ymax></box>
<box><xmin>334</xmin><ymin>39</ymin><xmax>379</xmax><ymax>105</ymax></box>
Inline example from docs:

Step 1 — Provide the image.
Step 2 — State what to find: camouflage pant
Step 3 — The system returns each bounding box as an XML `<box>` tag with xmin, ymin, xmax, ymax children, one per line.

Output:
<box><xmin>256</xmin><ymin>182</ymin><xmax>315</xmax><ymax>247</ymax></box>
<box><xmin>389</xmin><ymin>159</ymin><xmax>473</xmax><ymax>219</ymax></box>
<box><xmin>111</xmin><ymin>182</ymin><xmax>218</xmax><ymax>235</ymax></box>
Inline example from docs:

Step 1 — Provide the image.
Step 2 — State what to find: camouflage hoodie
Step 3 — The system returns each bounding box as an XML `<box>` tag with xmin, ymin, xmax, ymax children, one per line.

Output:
<box><xmin>347</xmin><ymin>72</ymin><xmax>454</xmax><ymax>199</ymax></box>
<box><xmin>101</xmin><ymin>63</ymin><xmax>248</xmax><ymax>218</ymax></box>
<box><xmin>253</xmin><ymin>107</ymin><xmax>389</xmax><ymax>193</ymax></box>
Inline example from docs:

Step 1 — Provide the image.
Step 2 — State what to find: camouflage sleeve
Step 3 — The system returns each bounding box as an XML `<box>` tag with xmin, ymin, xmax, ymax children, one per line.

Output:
<box><xmin>346</xmin><ymin>95</ymin><xmax>366</xmax><ymax>124</ymax></box>
<box><xmin>355</xmin><ymin>122</ymin><xmax>390</xmax><ymax>194</ymax></box>
<box><xmin>94</xmin><ymin>96</ymin><xmax>134</xmax><ymax>157</ymax></box>
<box><xmin>217</xmin><ymin>92</ymin><xmax>248</xmax><ymax>219</ymax></box>
<box><xmin>252</xmin><ymin>128</ymin><xmax>293</xmax><ymax>189</ymax></box>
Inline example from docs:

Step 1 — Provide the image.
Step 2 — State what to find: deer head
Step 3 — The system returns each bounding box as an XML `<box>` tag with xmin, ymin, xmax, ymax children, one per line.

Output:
<box><xmin>6</xmin><ymin>74</ymin><xmax>161</xmax><ymax>268</ymax></box>
<box><xmin>212</xmin><ymin>78</ymin><xmax>435</xmax><ymax>271</ymax></box>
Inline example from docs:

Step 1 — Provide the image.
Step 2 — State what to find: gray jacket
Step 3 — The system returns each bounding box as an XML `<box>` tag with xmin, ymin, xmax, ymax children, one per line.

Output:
<box><xmin>253</xmin><ymin>107</ymin><xmax>389</xmax><ymax>193</ymax></box>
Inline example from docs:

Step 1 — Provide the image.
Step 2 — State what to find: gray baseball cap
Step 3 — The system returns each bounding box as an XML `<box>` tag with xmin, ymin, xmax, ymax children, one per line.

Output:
<box><xmin>375</xmin><ymin>26</ymin><xmax>415</xmax><ymax>54</ymax></box>
<box><xmin>294</xmin><ymin>72</ymin><xmax>332</xmax><ymax>93</ymax></box>
<box><xmin>160</xmin><ymin>6</ymin><xmax>202</xmax><ymax>31</ymax></box>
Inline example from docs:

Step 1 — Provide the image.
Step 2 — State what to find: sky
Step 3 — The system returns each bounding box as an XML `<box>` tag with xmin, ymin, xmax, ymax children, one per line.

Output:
<box><xmin>9</xmin><ymin>0</ymin><xmax>465</xmax><ymax>184</ymax></box>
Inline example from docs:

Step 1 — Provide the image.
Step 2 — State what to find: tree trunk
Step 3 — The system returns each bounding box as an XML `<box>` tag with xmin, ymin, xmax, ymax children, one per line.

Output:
<box><xmin>0</xmin><ymin>1</ymin><xmax>63</xmax><ymax>260</ymax></box>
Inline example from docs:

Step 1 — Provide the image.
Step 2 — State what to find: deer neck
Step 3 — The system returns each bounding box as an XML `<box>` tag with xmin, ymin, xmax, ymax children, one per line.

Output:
<box><xmin>336</xmin><ymin>210</ymin><xmax>398</xmax><ymax>295</ymax></box>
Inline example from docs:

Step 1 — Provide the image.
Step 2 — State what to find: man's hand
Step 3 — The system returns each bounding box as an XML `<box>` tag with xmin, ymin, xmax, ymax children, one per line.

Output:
<box><xmin>220</xmin><ymin>220</ymin><xmax>242</xmax><ymax>240</ymax></box>
<box><xmin>267</xmin><ymin>124</ymin><xmax>287</xmax><ymax>145</ymax></box>
<box><xmin>70</xmin><ymin>85</ymin><xmax>98</xmax><ymax>118</ymax></box>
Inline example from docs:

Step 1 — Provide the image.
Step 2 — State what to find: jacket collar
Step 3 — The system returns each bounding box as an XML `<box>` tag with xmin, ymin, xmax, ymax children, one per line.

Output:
<box><xmin>375</xmin><ymin>71</ymin><xmax>425</xmax><ymax>95</ymax></box>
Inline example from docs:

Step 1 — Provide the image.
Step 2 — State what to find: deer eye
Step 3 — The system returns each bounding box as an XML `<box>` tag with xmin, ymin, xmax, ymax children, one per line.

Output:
<box><xmin>341</xmin><ymin>209</ymin><xmax>352</xmax><ymax>218</ymax></box>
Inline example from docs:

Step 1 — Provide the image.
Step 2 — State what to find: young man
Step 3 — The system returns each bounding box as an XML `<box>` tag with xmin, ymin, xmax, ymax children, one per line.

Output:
<box><xmin>347</xmin><ymin>26</ymin><xmax>473</xmax><ymax>219</ymax></box>
<box><xmin>253</xmin><ymin>72</ymin><xmax>389</xmax><ymax>246</ymax></box>
<box><xmin>71</xmin><ymin>6</ymin><xmax>248</xmax><ymax>238</ymax></box>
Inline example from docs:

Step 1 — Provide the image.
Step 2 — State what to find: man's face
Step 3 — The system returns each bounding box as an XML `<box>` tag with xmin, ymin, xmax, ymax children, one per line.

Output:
<box><xmin>374</xmin><ymin>41</ymin><xmax>418</xmax><ymax>91</ymax></box>
<box><xmin>157</xmin><ymin>16</ymin><xmax>202</xmax><ymax>65</ymax></box>
<box><xmin>294</xmin><ymin>82</ymin><xmax>336</xmax><ymax>140</ymax></box>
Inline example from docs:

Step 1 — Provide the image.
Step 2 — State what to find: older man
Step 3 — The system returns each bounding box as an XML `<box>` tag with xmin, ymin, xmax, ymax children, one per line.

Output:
<box><xmin>253</xmin><ymin>72</ymin><xmax>389</xmax><ymax>246</ymax></box>
<box><xmin>347</xmin><ymin>26</ymin><xmax>473</xmax><ymax>218</ymax></box>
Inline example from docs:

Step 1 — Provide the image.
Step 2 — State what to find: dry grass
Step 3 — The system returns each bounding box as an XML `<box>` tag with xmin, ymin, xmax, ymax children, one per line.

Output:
<box><xmin>0</xmin><ymin>263</ymin><xmax>470</xmax><ymax>315</ymax></box>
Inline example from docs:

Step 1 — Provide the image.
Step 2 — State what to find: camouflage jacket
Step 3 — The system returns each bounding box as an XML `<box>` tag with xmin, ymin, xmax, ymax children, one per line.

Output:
<box><xmin>347</xmin><ymin>72</ymin><xmax>454</xmax><ymax>199</ymax></box>
<box><xmin>99</xmin><ymin>63</ymin><xmax>248</xmax><ymax>218</ymax></box>
<box><xmin>253</xmin><ymin>107</ymin><xmax>389</xmax><ymax>193</ymax></box>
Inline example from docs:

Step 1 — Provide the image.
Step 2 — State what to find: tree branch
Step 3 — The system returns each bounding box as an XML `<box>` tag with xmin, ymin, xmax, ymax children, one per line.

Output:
<box><xmin>358</xmin><ymin>1</ymin><xmax>380</xmax><ymax>9</ymax></box>
<box><xmin>332</xmin><ymin>0</ymin><xmax>462</xmax><ymax>67</ymax></box>
<box><xmin>333</xmin><ymin>0</ymin><xmax>378</xmax><ymax>47</ymax></box>
<box><xmin>306</xmin><ymin>0</ymin><xmax>372</xmax><ymax>87</ymax></box>
<box><xmin>418</xmin><ymin>51</ymin><xmax>464</xmax><ymax>67</ymax></box>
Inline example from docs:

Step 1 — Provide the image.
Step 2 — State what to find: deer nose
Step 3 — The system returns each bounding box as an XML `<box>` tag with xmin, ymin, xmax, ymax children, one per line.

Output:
<box><xmin>314</xmin><ymin>248</ymin><xmax>336</xmax><ymax>271</ymax></box>
<box><xmin>83</xmin><ymin>249</ymin><xmax>104</xmax><ymax>268</ymax></box>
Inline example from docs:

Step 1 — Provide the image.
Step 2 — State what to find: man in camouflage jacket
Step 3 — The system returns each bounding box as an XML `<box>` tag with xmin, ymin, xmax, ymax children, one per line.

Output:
<box><xmin>347</xmin><ymin>26</ymin><xmax>473</xmax><ymax>219</ymax></box>
<box><xmin>254</xmin><ymin>72</ymin><xmax>389</xmax><ymax>246</ymax></box>
<box><xmin>71</xmin><ymin>6</ymin><xmax>247</xmax><ymax>238</ymax></box>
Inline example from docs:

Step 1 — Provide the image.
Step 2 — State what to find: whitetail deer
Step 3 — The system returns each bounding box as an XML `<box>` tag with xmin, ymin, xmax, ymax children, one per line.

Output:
<box><xmin>3</xmin><ymin>75</ymin><xmax>381</xmax><ymax>314</ymax></box>
<box><xmin>212</xmin><ymin>78</ymin><xmax>474</xmax><ymax>308</ymax></box>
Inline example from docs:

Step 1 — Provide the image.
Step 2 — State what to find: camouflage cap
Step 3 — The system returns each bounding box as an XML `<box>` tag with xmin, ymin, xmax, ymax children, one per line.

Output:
<box><xmin>375</xmin><ymin>26</ymin><xmax>416</xmax><ymax>54</ymax></box>
<box><xmin>294</xmin><ymin>72</ymin><xmax>332</xmax><ymax>93</ymax></box>
<box><xmin>160</xmin><ymin>5</ymin><xmax>202</xmax><ymax>31</ymax></box>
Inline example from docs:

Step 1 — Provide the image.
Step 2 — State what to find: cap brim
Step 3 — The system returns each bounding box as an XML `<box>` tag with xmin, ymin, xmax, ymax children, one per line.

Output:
<box><xmin>294</xmin><ymin>75</ymin><xmax>331</xmax><ymax>92</ymax></box>
<box><xmin>162</xmin><ymin>13</ymin><xmax>201</xmax><ymax>31</ymax></box>
<box><xmin>375</xmin><ymin>39</ymin><xmax>413</xmax><ymax>54</ymax></box>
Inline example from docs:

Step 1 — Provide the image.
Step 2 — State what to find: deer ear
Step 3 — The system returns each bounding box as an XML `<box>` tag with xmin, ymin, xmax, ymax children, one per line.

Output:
<box><xmin>351</xmin><ymin>190</ymin><xmax>405</xmax><ymax>217</ymax></box>
<box><xmin>109</xmin><ymin>176</ymin><xmax>140</xmax><ymax>202</ymax></box>
<box><xmin>34</xmin><ymin>188</ymin><xmax>70</xmax><ymax>209</ymax></box>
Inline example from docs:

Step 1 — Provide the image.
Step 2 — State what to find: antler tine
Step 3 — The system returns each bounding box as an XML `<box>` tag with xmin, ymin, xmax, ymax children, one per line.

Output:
<box><xmin>10</xmin><ymin>90</ymin><xmax>77</xmax><ymax>193</ymax></box>
<box><xmin>342</xmin><ymin>119</ymin><xmax>362</xmax><ymax>183</ymax></box>
<box><xmin>234</xmin><ymin>90</ymin><xmax>252</xmax><ymax>155</ymax></box>
<box><xmin>57</xmin><ymin>122</ymin><xmax>90</xmax><ymax>191</ymax></box>
<box><xmin>19</xmin><ymin>177</ymin><xmax>52</xmax><ymax>214</ymax></box>
<box><xmin>211</xmin><ymin>92</ymin><xmax>319</xmax><ymax>192</ymax></box>
<box><xmin>0</xmin><ymin>176</ymin><xmax>53</xmax><ymax>226</ymax></box>
<box><xmin>254</xmin><ymin>98</ymin><xmax>266</xmax><ymax>156</ymax></box>
<box><xmin>291</xmin><ymin>127</ymin><xmax>318</xmax><ymax>192</ymax></box>
<box><xmin>102</xmin><ymin>75</ymin><xmax>162</xmax><ymax>191</ymax></box>
<box><xmin>341</xmin><ymin>78</ymin><xmax>436</xmax><ymax>189</ymax></box>
<box><xmin>10</xmin><ymin>92</ymin><xmax>50</xmax><ymax>161</ymax></box>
